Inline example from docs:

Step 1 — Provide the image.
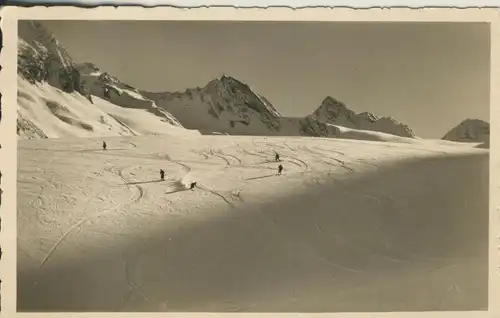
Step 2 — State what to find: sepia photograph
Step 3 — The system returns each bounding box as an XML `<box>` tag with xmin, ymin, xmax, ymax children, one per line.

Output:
<box><xmin>15</xmin><ymin>15</ymin><xmax>490</xmax><ymax>312</ymax></box>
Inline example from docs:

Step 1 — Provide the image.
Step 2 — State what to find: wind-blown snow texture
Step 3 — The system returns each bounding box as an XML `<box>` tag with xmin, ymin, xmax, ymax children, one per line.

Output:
<box><xmin>18</xmin><ymin>135</ymin><xmax>489</xmax><ymax>312</ymax></box>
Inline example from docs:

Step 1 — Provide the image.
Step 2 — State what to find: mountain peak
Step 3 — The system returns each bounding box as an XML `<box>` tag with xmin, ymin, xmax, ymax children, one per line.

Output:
<box><xmin>309</xmin><ymin>95</ymin><xmax>415</xmax><ymax>138</ymax></box>
<box><xmin>18</xmin><ymin>20</ymin><xmax>83</xmax><ymax>94</ymax></box>
<box><xmin>442</xmin><ymin>118</ymin><xmax>490</xmax><ymax>144</ymax></box>
<box><xmin>203</xmin><ymin>74</ymin><xmax>240</xmax><ymax>90</ymax></box>
<box><xmin>459</xmin><ymin>118</ymin><xmax>489</xmax><ymax>126</ymax></box>
<box><xmin>218</xmin><ymin>73</ymin><xmax>232</xmax><ymax>81</ymax></box>
<box><xmin>313</xmin><ymin>96</ymin><xmax>353</xmax><ymax>121</ymax></box>
<box><xmin>320</xmin><ymin>96</ymin><xmax>348</xmax><ymax>109</ymax></box>
<box><xmin>217</xmin><ymin>74</ymin><xmax>248</xmax><ymax>88</ymax></box>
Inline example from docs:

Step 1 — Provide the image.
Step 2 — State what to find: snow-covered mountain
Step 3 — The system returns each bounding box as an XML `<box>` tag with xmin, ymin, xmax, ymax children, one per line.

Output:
<box><xmin>18</xmin><ymin>21</ymin><xmax>82</xmax><ymax>95</ymax></box>
<box><xmin>17</xmin><ymin>20</ymin><xmax>418</xmax><ymax>142</ymax></box>
<box><xmin>17</xmin><ymin>20</ymin><xmax>192</xmax><ymax>139</ymax></box>
<box><xmin>77</xmin><ymin>62</ymin><xmax>182</xmax><ymax>128</ymax></box>
<box><xmin>442</xmin><ymin>119</ymin><xmax>490</xmax><ymax>148</ymax></box>
<box><xmin>308</xmin><ymin>96</ymin><xmax>415</xmax><ymax>138</ymax></box>
<box><xmin>141</xmin><ymin>81</ymin><xmax>416</xmax><ymax>138</ymax></box>
<box><xmin>141</xmin><ymin>75</ymin><xmax>284</xmax><ymax>136</ymax></box>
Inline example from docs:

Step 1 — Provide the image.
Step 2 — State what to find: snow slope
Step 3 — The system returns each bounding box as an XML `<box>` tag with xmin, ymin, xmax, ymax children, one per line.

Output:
<box><xmin>442</xmin><ymin>118</ymin><xmax>490</xmax><ymax>148</ymax></box>
<box><xmin>476</xmin><ymin>139</ymin><xmax>490</xmax><ymax>149</ymax></box>
<box><xmin>77</xmin><ymin>63</ymin><xmax>184</xmax><ymax>128</ymax></box>
<box><xmin>17</xmin><ymin>134</ymin><xmax>488</xmax><ymax>312</ymax></box>
<box><xmin>17</xmin><ymin>76</ymin><xmax>200</xmax><ymax>139</ymax></box>
<box><xmin>17</xmin><ymin>20</ymin><xmax>191</xmax><ymax>140</ymax></box>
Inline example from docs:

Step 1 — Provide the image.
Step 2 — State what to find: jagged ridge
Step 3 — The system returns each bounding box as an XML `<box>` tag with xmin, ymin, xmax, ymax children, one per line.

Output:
<box><xmin>309</xmin><ymin>96</ymin><xmax>415</xmax><ymax>138</ymax></box>
<box><xmin>17</xmin><ymin>20</ymin><xmax>418</xmax><ymax>141</ymax></box>
<box><xmin>141</xmin><ymin>80</ymin><xmax>416</xmax><ymax>138</ymax></box>
<box><xmin>18</xmin><ymin>21</ymin><xmax>82</xmax><ymax>94</ymax></box>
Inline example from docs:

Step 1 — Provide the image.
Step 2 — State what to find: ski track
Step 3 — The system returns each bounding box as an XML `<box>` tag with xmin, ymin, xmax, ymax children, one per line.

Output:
<box><xmin>19</xmin><ymin>134</ymin><xmax>490</xmax><ymax>312</ymax></box>
<box><xmin>39</xmin><ymin>164</ymin><xmax>145</xmax><ymax>269</ymax></box>
<box><xmin>242</xmin><ymin>149</ymin><xmax>267</xmax><ymax>160</ymax></box>
<box><xmin>300</xmin><ymin>145</ymin><xmax>354</xmax><ymax>172</ymax></box>
<box><xmin>112</xmin><ymin>166</ymin><xmax>146</xmax><ymax>204</ymax></box>
<box><xmin>155</xmin><ymin>154</ymin><xmax>195</xmax><ymax>194</ymax></box>
<box><xmin>281</xmin><ymin>155</ymin><xmax>309</xmax><ymax>171</ymax></box>
<box><xmin>117</xmin><ymin>156</ymin><xmax>198</xmax><ymax>312</ymax></box>
<box><xmin>29</xmin><ymin>147</ymin><xmax>170</xmax><ymax>163</ymax></box>
<box><xmin>192</xmin><ymin>150</ymin><xmax>209</xmax><ymax>160</ymax></box>
<box><xmin>217</xmin><ymin>150</ymin><xmax>243</xmax><ymax>165</ymax></box>
<box><xmin>121</xmin><ymin>255</ymin><xmax>155</xmax><ymax>311</ymax></box>
<box><xmin>117</xmin><ymin>152</ymin><xmax>236</xmax><ymax>310</ymax></box>
<box><xmin>205</xmin><ymin>148</ymin><xmax>245</xmax><ymax>168</ymax></box>
<box><xmin>166</xmin><ymin>153</ymin><xmax>236</xmax><ymax>208</ymax></box>
<box><xmin>154</xmin><ymin>150</ymin><xmax>238</xmax><ymax>207</ymax></box>
<box><xmin>198</xmin><ymin>185</ymin><xmax>235</xmax><ymax>208</ymax></box>
<box><xmin>305</xmin><ymin>145</ymin><xmax>346</xmax><ymax>157</ymax></box>
<box><xmin>207</xmin><ymin>150</ymin><xmax>231</xmax><ymax>167</ymax></box>
<box><xmin>249</xmin><ymin>140</ymin><xmax>309</xmax><ymax>171</ymax></box>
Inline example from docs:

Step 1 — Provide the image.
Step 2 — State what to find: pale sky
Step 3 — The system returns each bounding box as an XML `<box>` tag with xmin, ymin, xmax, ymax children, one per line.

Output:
<box><xmin>38</xmin><ymin>20</ymin><xmax>490</xmax><ymax>138</ymax></box>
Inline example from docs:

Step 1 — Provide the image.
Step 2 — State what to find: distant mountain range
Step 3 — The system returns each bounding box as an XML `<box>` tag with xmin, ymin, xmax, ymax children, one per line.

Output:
<box><xmin>16</xmin><ymin>20</ymin><xmax>489</xmax><ymax>147</ymax></box>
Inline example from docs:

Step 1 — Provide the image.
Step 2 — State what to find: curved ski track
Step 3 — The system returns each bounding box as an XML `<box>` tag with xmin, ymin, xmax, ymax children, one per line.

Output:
<box><xmin>39</xmin><ymin>165</ymin><xmax>146</xmax><ymax>269</ymax></box>
<box><xmin>299</xmin><ymin>145</ymin><xmax>354</xmax><ymax>172</ymax></box>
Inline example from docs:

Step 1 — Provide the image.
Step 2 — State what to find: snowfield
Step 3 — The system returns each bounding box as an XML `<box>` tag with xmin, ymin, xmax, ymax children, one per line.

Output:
<box><xmin>17</xmin><ymin>77</ymin><xmax>198</xmax><ymax>139</ymax></box>
<box><xmin>17</xmin><ymin>133</ymin><xmax>489</xmax><ymax>312</ymax></box>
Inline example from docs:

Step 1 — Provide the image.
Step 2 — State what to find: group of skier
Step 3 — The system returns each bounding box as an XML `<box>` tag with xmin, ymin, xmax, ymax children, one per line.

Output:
<box><xmin>275</xmin><ymin>152</ymin><xmax>284</xmax><ymax>175</ymax></box>
<box><xmin>102</xmin><ymin>141</ymin><xmax>285</xmax><ymax>188</ymax></box>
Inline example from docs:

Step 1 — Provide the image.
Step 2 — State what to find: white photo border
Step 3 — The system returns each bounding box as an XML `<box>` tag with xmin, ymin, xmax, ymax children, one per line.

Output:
<box><xmin>1</xmin><ymin>6</ymin><xmax>498</xmax><ymax>317</ymax></box>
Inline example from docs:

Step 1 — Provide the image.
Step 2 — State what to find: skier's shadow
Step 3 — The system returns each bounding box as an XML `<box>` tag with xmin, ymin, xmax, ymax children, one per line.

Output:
<box><xmin>245</xmin><ymin>174</ymin><xmax>277</xmax><ymax>181</ymax></box>
<box><xmin>23</xmin><ymin>148</ymin><xmax>130</xmax><ymax>153</ymax></box>
<box><xmin>80</xmin><ymin>148</ymin><xmax>129</xmax><ymax>152</ymax></box>
<box><xmin>125</xmin><ymin>179</ymin><xmax>165</xmax><ymax>185</ymax></box>
<box><xmin>165</xmin><ymin>180</ymin><xmax>191</xmax><ymax>194</ymax></box>
<box><xmin>165</xmin><ymin>188</ymin><xmax>191</xmax><ymax>195</ymax></box>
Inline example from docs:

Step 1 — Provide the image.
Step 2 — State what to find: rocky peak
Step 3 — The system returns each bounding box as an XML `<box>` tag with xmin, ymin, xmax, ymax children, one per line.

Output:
<box><xmin>313</xmin><ymin>96</ymin><xmax>355</xmax><ymax>121</ymax></box>
<box><xmin>442</xmin><ymin>118</ymin><xmax>490</xmax><ymax>143</ymax></box>
<box><xmin>18</xmin><ymin>20</ymin><xmax>83</xmax><ymax>94</ymax></box>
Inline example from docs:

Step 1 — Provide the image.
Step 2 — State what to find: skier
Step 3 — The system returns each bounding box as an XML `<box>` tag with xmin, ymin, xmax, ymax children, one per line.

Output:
<box><xmin>275</xmin><ymin>152</ymin><xmax>280</xmax><ymax>162</ymax></box>
<box><xmin>189</xmin><ymin>181</ymin><xmax>197</xmax><ymax>190</ymax></box>
<box><xmin>160</xmin><ymin>169</ymin><xmax>165</xmax><ymax>181</ymax></box>
<box><xmin>278</xmin><ymin>164</ymin><xmax>284</xmax><ymax>175</ymax></box>
<box><xmin>102</xmin><ymin>141</ymin><xmax>107</xmax><ymax>150</ymax></box>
